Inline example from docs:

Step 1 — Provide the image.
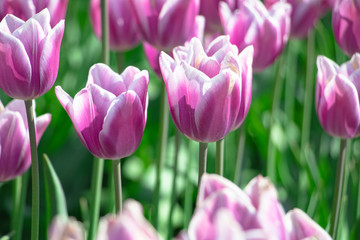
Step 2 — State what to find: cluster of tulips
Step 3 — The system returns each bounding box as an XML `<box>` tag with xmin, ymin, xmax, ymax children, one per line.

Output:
<box><xmin>0</xmin><ymin>0</ymin><xmax>359</xmax><ymax>239</ymax></box>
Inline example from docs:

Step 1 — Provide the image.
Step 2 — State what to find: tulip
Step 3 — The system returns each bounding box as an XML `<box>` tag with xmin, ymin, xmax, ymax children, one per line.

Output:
<box><xmin>0</xmin><ymin>0</ymin><xmax>68</xmax><ymax>27</ymax></box>
<box><xmin>129</xmin><ymin>0</ymin><xmax>200</xmax><ymax>51</ymax></box>
<box><xmin>0</xmin><ymin>9</ymin><xmax>64</xmax><ymax>100</ymax></box>
<box><xmin>219</xmin><ymin>0</ymin><xmax>291</xmax><ymax>71</ymax></box>
<box><xmin>96</xmin><ymin>200</ymin><xmax>161</xmax><ymax>240</ymax></box>
<box><xmin>89</xmin><ymin>0</ymin><xmax>140</xmax><ymax>51</ymax></box>
<box><xmin>285</xmin><ymin>209</ymin><xmax>332</xmax><ymax>240</ymax></box>
<box><xmin>56</xmin><ymin>63</ymin><xmax>149</xmax><ymax>160</ymax></box>
<box><xmin>332</xmin><ymin>0</ymin><xmax>360</xmax><ymax>56</ymax></box>
<box><xmin>48</xmin><ymin>216</ymin><xmax>85</xmax><ymax>240</ymax></box>
<box><xmin>159</xmin><ymin>36</ymin><xmax>253</xmax><ymax>143</ymax></box>
<box><xmin>315</xmin><ymin>54</ymin><xmax>360</xmax><ymax>138</ymax></box>
<box><xmin>0</xmin><ymin>99</ymin><xmax>51</xmax><ymax>182</ymax></box>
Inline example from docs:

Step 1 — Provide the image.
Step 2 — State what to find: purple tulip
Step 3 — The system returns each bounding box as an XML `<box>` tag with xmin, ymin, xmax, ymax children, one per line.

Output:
<box><xmin>48</xmin><ymin>216</ymin><xmax>85</xmax><ymax>240</ymax></box>
<box><xmin>332</xmin><ymin>0</ymin><xmax>360</xmax><ymax>56</ymax></box>
<box><xmin>129</xmin><ymin>0</ymin><xmax>200</xmax><ymax>51</ymax></box>
<box><xmin>219</xmin><ymin>0</ymin><xmax>291</xmax><ymax>71</ymax></box>
<box><xmin>0</xmin><ymin>99</ymin><xmax>51</xmax><ymax>182</ymax></box>
<box><xmin>96</xmin><ymin>200</ymin><xmax>160</xmax><ymax>240</ymax></box>
<box><xmin>89</xmin><ymin>0</ymin><xmax>141</xmax><ymax>51</ymax></box>
<box><xmin>285</xmin><ymin>209</ymin><xmax>332</xmax><ymax>240</ymax></box>
<box><xmin>315</xmin><ymin>54</ymin><xmax>360</xmax><ymax>138</ymax></box>
<box><xmin>0</xmin><ymin>0</ymin><xmax>68</xmax><ymax>27</ymax></box>
<box><xmin>0</xmin><ymin>9</ymin><xmax>64</xmax><ymax>100</ymax></box>
<box><xmin>56</xmin><ymin>63</ymin><xmax>149</xmax><ymax>160</ymax></box>
<box><xmin>159</xmin><ymin>36</ymin><xmax>253</xmax><ymax>143</ymax></box>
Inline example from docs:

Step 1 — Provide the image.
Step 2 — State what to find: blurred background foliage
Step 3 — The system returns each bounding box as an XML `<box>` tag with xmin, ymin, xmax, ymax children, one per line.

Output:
<box><xmin>0</xmin><ymin>0</ymin><xmax>359</xmax><ymax>239</ymax></box>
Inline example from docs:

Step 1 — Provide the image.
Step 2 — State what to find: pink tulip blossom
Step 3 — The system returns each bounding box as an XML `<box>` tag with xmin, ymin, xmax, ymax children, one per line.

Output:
<box><xmin>56</xmin><ymin>63</ymin><xmax>149</xmax><ymax>160</ymax></box>
<box><xmin>0</xmin><ymin>0</ymin><xmax>68</xmax><ymax>27</ymax></box>
<box><xmin>286</xmin><ymin>209</ymin><xmax>332</xmax><ymax>240</ymax></box>
<box><xmin>129</xmin><ymin>0</ymin><xmax>200</xmax><ymax>51</ymax></box>
<box><xmin>0</xmin><ymin>9</ymin><xmax>64</xmax><ymax>100</ymax></box>
<box><xmin>159</xmin><ymin>36</ymin><xmax>253</xmax><ymax>143</ymax></box>
<box><xmin>316</xmin><ymin>54</ymin><xmax>360</xmax><ymax>138</ymax></box>
<box><xmin>89</xmin><ymin>0</ymin><xmax>141</xmax><ymax>51</ymax></box>
<box><xmin>219</xmin><ymin>0</ymin><xmax>291</xmax><ymax>71</ymax></box>
<box><xmin>96</xmin><ymin>200</ymin><xmax>161</xmax><ymax>240</ymax></box>
<box><xmin>48</xmin><ymin>216</ymin><xmax>85</xmax><ymax>240</ymax></box>
<box><xmin>332</xmin><ymin>0</ymin><xmax>360</xmax><ymax>56</ymax></box>
<box><xmin>0</xmin><ymin>99</ymin><xmax>51</xmax><ymax>182</ymax></box>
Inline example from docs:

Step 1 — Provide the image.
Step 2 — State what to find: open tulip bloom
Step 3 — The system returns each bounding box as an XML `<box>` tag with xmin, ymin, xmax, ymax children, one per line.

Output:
<box><xmin>159</xmin><ymin>36</ymin><xmax>253</xmax><ymax>143</ymax></box>
<box><xmin>0</xmin><ymin>8</ymin><xmax>64</xmax><ymax>100</ymax></box>
<box><xmin>0</xmin><ymin>99</ymin><xmax>51</xmax><ymax>182</ymax></box>
<box><xmin>56</xmin><ymin>63</ymin><xmax>149</xmax><ymax>160</ymax></box>
<box><xmin>316</xmin><ymin>53</ymin><xmax>360</xmax><ymax>139</ymax></box>
<box><xmin>219</xmin><ymin>0</ymin><xmax>291</xmax><ymax>71</ymax></box>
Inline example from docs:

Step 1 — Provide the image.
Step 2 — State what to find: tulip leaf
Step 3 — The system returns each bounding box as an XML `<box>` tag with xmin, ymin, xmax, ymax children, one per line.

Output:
<box><xmin>43</xmin><ymin>153</ymin><xmax>68</xmax><ymax>223</ymax></box>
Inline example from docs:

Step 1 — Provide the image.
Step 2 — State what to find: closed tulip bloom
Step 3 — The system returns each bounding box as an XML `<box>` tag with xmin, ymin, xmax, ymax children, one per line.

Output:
<box><xmin>129</xmin><ymin>0</ymin><xmax>199</xmax><ymax>51</ymax></box>
<box><xmin>96</xmin><ymin>200</ymin><xmax>160</xmax><ymax>240</ymax></box>
<box><xmin>48</xmin><ymin>216</ymin><xmax>85</xmax><ymax>240</ymax></box>
<box><xmin>89</xmin><ymin>0</ymin><xmax>140</xmax><ymax>51</ymax></box>
<box><xmin>0</xmin><ymin>9</ymin><xmax>64</xmax><ymax>100</ymax></box>
<box><xmin>332</xmin><ymin>0</ymin><xmax>360</xmax><ymax>56</ymax></box>
<box><xmin>316</xmin><ymin>54</ymin><xmax>360</xmax><ymax>138</ymax></box>
<box><xmin>0</xmin><ymin>99</ymin><xmax>51</xmax><ymax>182</ymax></box>
<box><xmin>219</xmin><ymin>0</ymin><xmax>291</xmax><ymax>71</ymax></box>
<box><xmin>56</xmin><ymin>63</ymin><xmax>149</xmax><ymax>160</ymax></box>
<box><xmin>0</xmin><ymin>0</ymin><xmax>68</xmax><ymax>27</ymax></box>
<box><xmin>285</xmin><ymin>209</ymin><xmax>332</xmax><ymax>240</ymax></box>
<box><xmin>159</xmin><ymin>36</ymin><xmax>253</xmax><ymax>143</ymax></box>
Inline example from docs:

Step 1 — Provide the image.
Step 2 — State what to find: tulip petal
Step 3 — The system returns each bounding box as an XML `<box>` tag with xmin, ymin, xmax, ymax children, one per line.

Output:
<box><xmin>0</xmin><ymin>112</ymin><xmax>29</xmax><ymax>182</ymax></box>
<box><xmin>0</xmin><ymin>30</ymin><xmax>31</xmax><ymax>99</ymax></box>
<box><xmin>0</xmin><ymin>14</ymin><xmax>25</xmax><ymax>33</ymax></box>
<box><xmin>32</xmin><ymin>8</ymin><xmax>52</xmax><ymax>34</ymax></box>
<box><xmin>99</xmin><ymin>91</ymin><xmax>145</xmax><ymax>159</ymax></box>
<box><xmin>39</xmin><ymin>20</ymin><xmax>64</xmax><ymax>97</ymax></box>
<box><xmin>128</xmin><ymin>70</ymin><xmax>149</xmax><ymax>111</ymax></box>
<box><xmin>35</xmin><ymin>113</ymin><xmax>51</xmax><ymax>145</ymax></box>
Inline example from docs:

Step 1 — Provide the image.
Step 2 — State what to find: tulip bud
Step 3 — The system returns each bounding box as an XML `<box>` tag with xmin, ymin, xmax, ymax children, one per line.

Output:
<box><xmin>89</xmin><ymin>0</ymin><xmax>141</xmax><ymax>51</ymax></box>
<box><xmin>48</xmin><ymin>216</ymin><xmax>85</xmax><ymax>240</ymax></box>
<box><xmin>0</xmin><ymin>99</ymin><xmax>51</xmax><ymax>182</ymax></box>
<box><xmin>332</xmin><ymin>0</ymin><xmax>360</xmax><ymax>56</ymax></box>
<box><xmin>56</xmin><ymin>63</ymin><xmax>149</xmax><ymax>160</ymax></box>
<box><xmin>219</xmin><ymin>0</ymin><xmax>291</xmax><ymax>71</ymax></box>
<box><xmin>315</xmin><ymin>54</ymin><xmax>360</xmax><ymax>138</ymax></box>
<box><xmin>0</xmin><ymin>9</ymin><xmax>64</xmax><ymax>100</ymax></box>
<box><xmin>159</xmin><ymin>36</ymin><xmax>253</xmax><ymax>143</ymax></box>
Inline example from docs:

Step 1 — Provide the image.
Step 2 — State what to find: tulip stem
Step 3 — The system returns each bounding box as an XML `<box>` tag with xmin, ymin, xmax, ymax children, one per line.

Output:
<box><xmin>101</xmin><ymin>0</ymin><xmax>109</xmax><ymax>65</ymax></box>
<box><xmin>266</xmin><ymin>54</ymin><xmax>285</xmax><ymax>180</ymax></box>
<box><xmin>153</xmin><ymin>84</ymin><xmax>169</xmax><ymax>228</ymax></box>
<box><xmin>11</xmin><ymin>172</ymin><xmax>29</xmax><ymax>240</ymax></box>
<box><xmin>88</xmin><ymin>158</ymin><xmax>104</xmax><ymax>240</ymax></box>
<box><xmin>167</xmin><ymin>129</ymin><xmax>181</xmax><ymax>240</ymax></box>
<box><xmin>112</xmin><ymin>159</ymin><xmax>122</xmax><ymax>213</ymax></box>
<box><xmin>329</xmin><ymin>139</ymin><xmax>347</xmax><ymax>239</ymax></box>
<box><xmin>198</xmin><ymin>142</ymin><xmax>208</xmax><ymax>185</ymax></box>
<box><xmin>215</xmin><ymin>139</ymin><xmax>224</xmax><ymax>176</ymax></box>
<box><xmin>234</xmin><ymin>126</ymin><xmax>246</xmax><ymax>184</ymax></box>
<box><xmin>25</xmin><ymin>99</ymin><xmax>39</xmax><ymax>240</ymax></box>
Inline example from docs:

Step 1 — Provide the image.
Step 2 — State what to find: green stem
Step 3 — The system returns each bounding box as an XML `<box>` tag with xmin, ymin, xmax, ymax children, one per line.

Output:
<box><xmin>198</xmin><ymin>142</ymin><xmax>208</xmax><ymax>185</ymax></box>
<box><xmin>11</xmin><ymin>172</ymin><xmax>29</xmax><ymax>240</ymax></box>
<box><xmin>25</xmin><ymin>99</ymin><xmax>39</xmax><ymax>240</ymax></box>
<box><xmin>88</xmin><ymin>159</ymin><xmax>104</xmax><ymax>240</ymax></box>
<box><xmin>215</xmin><ymin>139</ymin><xmax>224</xmax><ymax>176</ymax></box>
<box><xmin>266</xmin><ymin>55</ymin><xmax>285</xmax><ymax>180</ymax></box>
<box><xmin>112</xmin><ymin>159</ymin><xmax>122</xmax><ymax>213</ymax></box>
<box><xmin>234</xmin><ymin>126</ymin><xmax>246</xmax><ymax>184</ymax></box>
<box><xmin>284</xmin><ymin>40</ymin><xmax>297</xmax><ymax>121</ymax></box>
<box><xmin>101</xmin><ymin>0</ymin><xmax>109</xmax><ymax>65</ymax></box>
<box><xmin>167</xmin><ymin>130</ymin><xmax>181</xmax><ymax>240</ymax></box>
<box><xmin>329</xmin><ymin>139</ymin><xmax>347</xmax><ymax>239</ymax></box>
<box><xmin>153</xmin><ymin>84</ymin><xmax>169</xmax><ymax>228</ymax></box>
<box><xmin>116</xmin><ymin>52</ymin><xmax>124</xmax><ymax>73</ymax></box>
